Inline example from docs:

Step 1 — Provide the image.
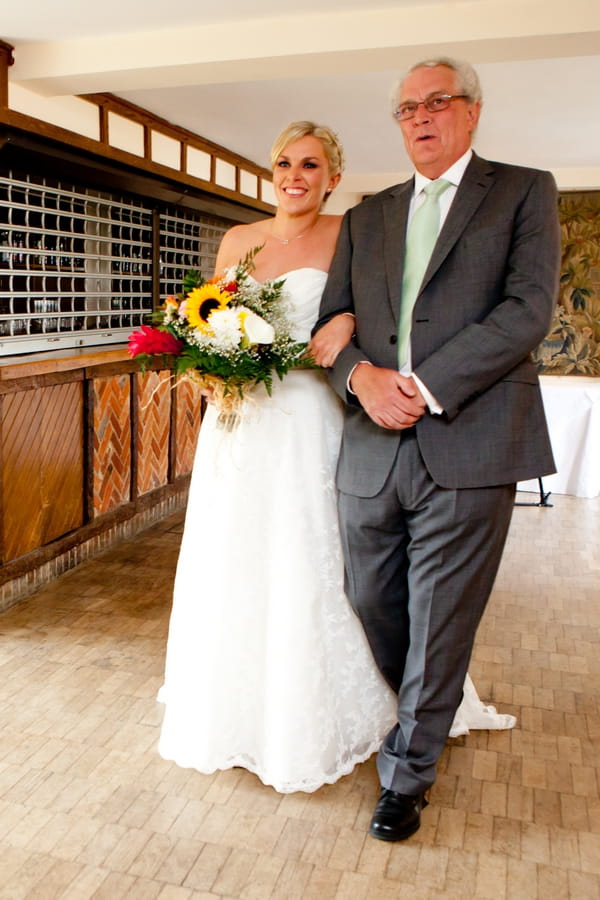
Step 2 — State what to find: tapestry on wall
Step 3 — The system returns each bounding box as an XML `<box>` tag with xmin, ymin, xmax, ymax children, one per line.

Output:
<box><xmin>533</xmin><ymin>190</ymin><xmax>600</xmax><ymax>376</ymax></box>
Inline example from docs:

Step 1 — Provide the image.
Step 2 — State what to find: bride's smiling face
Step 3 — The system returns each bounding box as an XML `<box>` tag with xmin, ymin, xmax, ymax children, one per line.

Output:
<box><xmin>273</xmin><ymin>136</ymin><xmax>339</xmax><ymax>214</ymax></box>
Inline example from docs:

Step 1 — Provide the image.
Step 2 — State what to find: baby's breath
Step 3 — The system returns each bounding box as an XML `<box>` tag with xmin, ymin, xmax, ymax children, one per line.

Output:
<box><xmin>130</xmin><ymin>246</ymin><xmax>314</xmax><ymax>404</ymax></box>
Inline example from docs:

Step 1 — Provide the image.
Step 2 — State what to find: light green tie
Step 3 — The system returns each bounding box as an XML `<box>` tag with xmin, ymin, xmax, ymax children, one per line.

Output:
<box><xmin>398</xmin><ymin>178</ymin><xmax>451</xmax><ymax>368</ymax></box>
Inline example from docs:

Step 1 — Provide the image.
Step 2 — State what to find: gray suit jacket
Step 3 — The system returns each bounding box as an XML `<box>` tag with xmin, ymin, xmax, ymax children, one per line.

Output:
<box><xmin>317</xmin><ymin>153</ymin><xmax>561</xmax><ymax>497</ymax></box>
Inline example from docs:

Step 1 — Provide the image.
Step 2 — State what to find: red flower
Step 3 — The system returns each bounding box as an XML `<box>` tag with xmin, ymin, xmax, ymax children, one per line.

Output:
<box><xmin>223</xmin><ymin>281</ymin><xmax>238</xmax><ymax>295</ymax></box>
<box><xmin>127</xmin><ymin>325</ymin><xmax>183</xmax><ymax>358</ymax></box>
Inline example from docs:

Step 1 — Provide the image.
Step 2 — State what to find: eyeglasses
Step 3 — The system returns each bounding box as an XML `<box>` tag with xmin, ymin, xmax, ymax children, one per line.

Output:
<box><xmin>394</xmin><ymin>92</ymin><xmax>469</xmax><ymax>121</ymax></box>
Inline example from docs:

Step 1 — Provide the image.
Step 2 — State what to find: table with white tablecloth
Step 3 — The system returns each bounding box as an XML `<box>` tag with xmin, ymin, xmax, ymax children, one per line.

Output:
<box><xmin>517</xmin><ymin>376</ymin><xmax>600</xmax><ymax>499</ymax></box>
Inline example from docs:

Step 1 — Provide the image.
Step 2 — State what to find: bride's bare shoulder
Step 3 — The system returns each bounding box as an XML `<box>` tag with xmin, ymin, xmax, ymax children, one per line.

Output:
<box><xmin>215</xmin><ymin>221</ymin><xmax>270</xmax><ymax>274</ymax></box>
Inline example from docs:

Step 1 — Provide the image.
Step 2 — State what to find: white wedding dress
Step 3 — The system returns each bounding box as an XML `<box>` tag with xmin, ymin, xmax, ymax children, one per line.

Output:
<box><xmin>158</xmin><ymin>268</ymin><xmax>515</xmax><ymax>793</ymax></box>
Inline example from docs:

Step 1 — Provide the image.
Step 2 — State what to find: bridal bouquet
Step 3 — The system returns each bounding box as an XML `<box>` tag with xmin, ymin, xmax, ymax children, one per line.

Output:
<box><xmin>128</xmin><ymin>247</ymin><xmax>311</xmax><ymax>425</ymax></box>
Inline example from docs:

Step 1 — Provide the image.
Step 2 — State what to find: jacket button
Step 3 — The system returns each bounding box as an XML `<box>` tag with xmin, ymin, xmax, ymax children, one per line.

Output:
<box><xmin>390</xmin><ymin>334</ymin><xmax>397</xmax><ymax>344</ymax></box>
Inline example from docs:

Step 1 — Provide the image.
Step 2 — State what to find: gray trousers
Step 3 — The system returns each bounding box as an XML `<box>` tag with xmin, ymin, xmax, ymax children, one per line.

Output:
<box><xmin>338</xmin><ymin>430</ymin><xmax>515</xmax><ymax>795</ymax></box>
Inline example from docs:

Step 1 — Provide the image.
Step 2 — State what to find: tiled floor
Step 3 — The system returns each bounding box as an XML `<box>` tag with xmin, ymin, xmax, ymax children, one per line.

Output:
<box><xmin>0</xmin><ymin>491</ymin><xmax>599</xmax><ymax>899</ymax></box>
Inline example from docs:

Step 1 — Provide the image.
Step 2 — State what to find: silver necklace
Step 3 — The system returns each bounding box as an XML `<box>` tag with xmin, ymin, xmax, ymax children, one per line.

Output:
<box><xmin>270</xmin><ymin>224</ymin><xmax>315</xmax><ymax>245</ymax></box>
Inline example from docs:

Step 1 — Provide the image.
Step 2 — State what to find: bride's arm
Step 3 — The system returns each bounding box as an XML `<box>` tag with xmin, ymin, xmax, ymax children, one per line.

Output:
<box><xmin>309</xmin><ymin>313</ymin><xmax>356</xmax><ymax>368</ymax></box>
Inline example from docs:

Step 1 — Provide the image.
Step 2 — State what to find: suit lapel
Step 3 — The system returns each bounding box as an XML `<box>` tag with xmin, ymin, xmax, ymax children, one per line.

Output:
<box><xmin>422</xmin><ymin>154</ymin><xmax>494</xmax><ymax>289</ymax></box>
<box><xmin>379</xmin><ymin>156</ymin><xmax>495</xmax><ymax>322</ymax></box>
<box><xmin>382</xmin><ymin>179</ymin><xmax>413</xmax><ymax>326</ymax></box>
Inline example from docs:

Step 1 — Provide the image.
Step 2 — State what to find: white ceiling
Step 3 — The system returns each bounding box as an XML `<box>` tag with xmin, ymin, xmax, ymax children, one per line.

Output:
<box><xmin>2</xmin><ymin>0</ymin><xmax>600</xmax><ymax>190</ymax></box>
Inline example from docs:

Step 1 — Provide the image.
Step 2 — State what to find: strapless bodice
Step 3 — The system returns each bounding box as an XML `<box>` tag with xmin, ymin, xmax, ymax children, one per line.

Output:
<box><xmin>248</xmin><ymin>268</ymin><xmax>328</xmax><ymax>342</ymax></box>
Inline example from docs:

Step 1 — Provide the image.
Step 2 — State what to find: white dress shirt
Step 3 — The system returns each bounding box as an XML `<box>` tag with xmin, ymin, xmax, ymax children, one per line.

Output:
<box><xmin>405</xmin><ymin>149</ymin><xmax>473</xmax><ymax>413</ymax></box>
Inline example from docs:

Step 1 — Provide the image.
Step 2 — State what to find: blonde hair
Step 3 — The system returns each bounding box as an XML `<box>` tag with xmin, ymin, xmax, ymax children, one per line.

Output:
<box><xmin>270</xmin><ymin>121</ymin><xmax>345</xmax><ymax>178</ymax></box>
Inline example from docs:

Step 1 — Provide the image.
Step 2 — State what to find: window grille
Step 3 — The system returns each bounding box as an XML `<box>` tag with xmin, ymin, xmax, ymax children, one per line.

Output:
<box><xmin>159</xmin><ymin>207</ymin><xmax>226</xmax><ymax>301</ymax></box>
<box><xmin>0</xmin><ymin>170</ymin><xmax>230</xmax><ymax>357</ymax></box>
<box><xmin>0</xmin><ymin>171</ymin><xmax>153</xmax><ymax>355</ymax></box>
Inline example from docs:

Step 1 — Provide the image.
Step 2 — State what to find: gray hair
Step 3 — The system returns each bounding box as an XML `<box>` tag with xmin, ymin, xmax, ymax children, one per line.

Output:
<box><xmin>390</xmin><ymin>57</ymin><xmax>483</xmax><ymax>118</ymax></box>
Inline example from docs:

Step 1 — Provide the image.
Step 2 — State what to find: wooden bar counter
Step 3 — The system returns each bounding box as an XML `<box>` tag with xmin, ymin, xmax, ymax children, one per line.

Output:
<box><xmin>0</xmin><ymin>346</ymin><xmax>203</xmax><ymax>609</ymax></box>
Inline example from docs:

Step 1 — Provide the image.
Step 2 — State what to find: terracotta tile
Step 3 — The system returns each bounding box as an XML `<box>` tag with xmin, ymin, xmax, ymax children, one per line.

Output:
<box><xmin>580</xmin><ymin>831</ymin><xmax>600</xmax><ymax>875</ymax></box>
<box><xmin>434</xmin><ymin>807</ymin><xmax>466</xmax><ymax>849</ymax></box>
<box><xmin>332</xmin><ymin>870</ymin><xmax>372</xmax><ymax>899</ymax></box>
<box><xmin>287</xmin><ymin>865</ymin><xmax>340</xmax><ymax>900</ymax></box>
<box><xmin>443</xmin><ymin>848</ymin><xmax>478</xmax><ymax>895</ymax></box>
<box><xmin>505</xmin><ymin>785</ymin><xmax>533</xmax><ymax>826</ymax></box>
<box><xmin>588</xmin><ymin>797</ymin><xmax>600</xmax><ymax>834</ymax></box>
<box><xmin>572</xmin><ymin>765</ymin><xmax>598</xmax><ymax>798</ymax></box>
<box><xmin>0</xmin><ymin>844</ymin><xmax>31</xmax><ymax>883</ymax></box>
<box><xmin>454</xmin><ymin>774</ymin><xmax>482</xmax><ymax>812</ymax></box>
<box><xmin>491</xmin><ymin>816</ymin><xmax>521</xmax><ymax>858</ymax></box>
<box><xmin>533</xmin><ymin>788</ymin><xmax>562</xmax><ymax>826</ymax></box>
<box><xmin>327</xmin><ymin>825</ymin><xmax>367</xmax><ymax>871</ymax></box>
<box><xmin>481</xmin><ymin>781</ymin><xmax>507</xmax><ymax>818</ymax></box>
<box><xmin>60</xmin><ymin>864</ymin><xmax>111</xmax><ymax>898</ymax></box>
<box><xmin>521</xmin><ymin>757</ymin><xmax>548</xmax><ymax>790</ymax></box>
<box><xmin>472</xmin><ymin>750</ymin><xmax>498</xmax><ymax>782</ymax></box>
<box><xmin>0</xmin><ymin>495</ymin><xmax>597</xmax><ymax>900</ymax></box>
<box><xmin>0</xmin><ymin>852</ymin><xmax>58</xmax><ymax>898</ymax></box>
<box><xmin>240</xmin><ymin>853</ymin><xmax>286</xmax><ymax>900</ymax></box>
<box><xmin>537</xmin><ymin>864</ymin><xmax>570</xmax><ymax>900</ymax></box>
<box><xmin>560</xmin><ymin>793</ymin><xmax>590</xmax><ymax>831</ymax></box>
<box><xmin>505</xmin><ymin>857</ymin><xmax>539</xmax><ymax>899</ymax></box>
<box><xmin>271</xmin><ymin>859</ymin><xmax>315</xmax><ymax>899</ymax></box>
<box><xmin>211</xmin><ymin>848</ymin><xmax>259</xmax><ymax>895</ymax></box>
<box><xmin>168</xmin><ymin>799</ymin><xmax>211</xmax><ymax>839</ymax></box>
<box><xmin>128</xmin><ymin>832</ymin><xmax>177</xmax><ymax>879</ymax></box>
<box><xmin>156</xmin><ymin>888</ymin><xmax>195</xmax><ymax>900</ymax></box>
<box><xmin>520</xmin><ymin>822</ymin><xmax>551</xmax><ymax>865</ymax></box>
<box><xmin>567</xmin><ymin>870</ymin><xmax>600</xmax><ymax>899</ymax></box>
<box><xmin>463</xmin><ymin>812</ymin><xmax>493</xmax><ymax>853</ymax></box>
<box><xmin>414</xmin><ymin>845</ymin><xmax>449</xmax><ymax>891</ymax></box>
<box><xmin>301</xmin><ymin>823</ymin><xmax>341</xmax><ymax>867</ymax></box>
<box><xmin>153</xmin><ymin>836</ymin><xmax>203</xmax><ymax>885</ymax></box>
<box><xmin>103</xmin><ymin>826</ymin><xmax>151</xmax><ymax>873</ymax></box>
<box><xmin>474</xmin><ymin>851</ymin><xmax>507</xmax><ymax>899</ymax></box>
<box><xmin>272</xmin><ymin>817</ymin><xmax>315</xmax><ymax>862</ymax></box>
<box><xmin>385</xmin><ymin>842</ymin><xmax>421</xmax><ymax>883</ymax></box>
<box><xmin>183</xmin><ymin>842</ymin><xmax>231</xmax><ymax>892</ymax></box>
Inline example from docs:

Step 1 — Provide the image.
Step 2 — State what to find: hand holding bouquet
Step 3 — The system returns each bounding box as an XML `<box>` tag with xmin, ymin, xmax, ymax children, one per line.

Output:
<box><xmin>128</xmin><ymin>247</ymin><xmax>312</xmax><ymax>424</ymax></box>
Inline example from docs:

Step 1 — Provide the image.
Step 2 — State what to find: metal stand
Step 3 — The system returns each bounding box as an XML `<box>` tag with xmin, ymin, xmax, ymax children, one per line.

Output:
<box><xmin>514</xmin><ymin>477</ymin><xmax>552</xmax><ymax>507</ymax></box>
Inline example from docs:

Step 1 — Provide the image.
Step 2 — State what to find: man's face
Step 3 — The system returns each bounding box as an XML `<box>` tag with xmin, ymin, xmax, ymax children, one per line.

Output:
<box><xmin>397</xmin><ymin>65</ymin><xmax>480</xmax><ymax>179</ymax></box>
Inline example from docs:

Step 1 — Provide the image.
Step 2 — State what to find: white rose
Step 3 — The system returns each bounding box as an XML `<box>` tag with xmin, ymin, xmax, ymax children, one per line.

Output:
<box><xmin>239</xmin><ymin>307</ymin><xmax>275</xmax><ymax>345</ymax></box>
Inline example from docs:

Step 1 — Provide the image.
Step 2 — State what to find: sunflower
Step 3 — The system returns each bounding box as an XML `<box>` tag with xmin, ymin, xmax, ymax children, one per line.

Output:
<box><xmin>185</xmin><ymin>284</ymin><xmax>233</xmax><ymax>332</ymax></box>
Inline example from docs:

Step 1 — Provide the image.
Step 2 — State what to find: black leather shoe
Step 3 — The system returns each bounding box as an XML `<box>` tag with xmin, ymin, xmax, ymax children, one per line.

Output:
<box><xmin>368</xmin><ymin>788</ymin><xmax>428</xmax><ymax>842</ymax></box>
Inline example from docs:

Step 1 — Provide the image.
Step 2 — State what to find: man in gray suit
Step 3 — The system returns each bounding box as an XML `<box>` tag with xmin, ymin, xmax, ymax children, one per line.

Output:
<box><xmin>314</xmin><ymin>57</ymin><xmax>561</xmax><ymax>841</ymax></box>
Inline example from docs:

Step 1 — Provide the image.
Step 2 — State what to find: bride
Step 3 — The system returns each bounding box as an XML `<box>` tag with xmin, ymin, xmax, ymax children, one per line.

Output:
<box><xmin>157</xmin><ymin>121</ymin><xmax>514</xmax><ymax>793</ymax></box>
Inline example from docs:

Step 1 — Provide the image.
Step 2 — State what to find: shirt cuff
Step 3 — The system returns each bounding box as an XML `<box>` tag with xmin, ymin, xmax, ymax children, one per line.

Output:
<box><xmin>413</xmin><ymin>373</ymin><xmax>443</xmax><ymax>414</ymax></box>
<box><xmin>347</xmin><ymin>360</ymin><xmax>372</xmax><ymax>394</ymax></box>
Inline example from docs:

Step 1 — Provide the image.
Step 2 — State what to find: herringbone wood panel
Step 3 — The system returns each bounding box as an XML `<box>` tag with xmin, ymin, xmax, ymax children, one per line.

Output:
<box><xmin>173</xmin><ymin>380</ymin><xmax>203</xmax><ymax>479</ymax></box>
<box><xmin>93</xmin><ymin>375</ymin><xmax>131</xmax><ymax>516</ymax></box>
<box><xmin>136</xmin><ymin>372</ymin><xmax>172</xmax><ymax>496</ymax></box>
